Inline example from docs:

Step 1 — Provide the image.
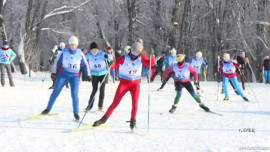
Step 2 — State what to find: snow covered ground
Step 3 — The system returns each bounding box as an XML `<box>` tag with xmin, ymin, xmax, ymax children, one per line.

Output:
<box><xmin>0</xmin><ymin>72</ymin><xmax>269</xmax><ymax>152</ymax></box>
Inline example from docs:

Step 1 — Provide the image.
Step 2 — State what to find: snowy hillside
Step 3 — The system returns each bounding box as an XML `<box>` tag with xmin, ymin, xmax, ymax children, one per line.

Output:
<box><xmin>0</xmin><ymin>72</ymin><xmax>269</xmax><ymax>152</ymax></box>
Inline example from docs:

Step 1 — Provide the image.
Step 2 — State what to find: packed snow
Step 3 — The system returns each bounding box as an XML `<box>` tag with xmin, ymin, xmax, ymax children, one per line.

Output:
<box><xmin>0</xmin><ymin>72</ymin><xmax>269</xmax><ymax>152</ymax></box>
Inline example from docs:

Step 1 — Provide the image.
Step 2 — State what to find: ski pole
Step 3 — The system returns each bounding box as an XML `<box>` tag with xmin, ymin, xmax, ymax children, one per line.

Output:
<box><xmin>238</xmin><ymin>68</ymin><xmax>259</xmax><ymax>103</ymax></box>
<box><xmin>147</xmin><ymin>48</ymin><xmax>154</xmax><ymax>132</ymax></box>
<box><xmin>78</xmin><ymin>72</ymin><xmax>108</xmax><ymax>128</ymax></box>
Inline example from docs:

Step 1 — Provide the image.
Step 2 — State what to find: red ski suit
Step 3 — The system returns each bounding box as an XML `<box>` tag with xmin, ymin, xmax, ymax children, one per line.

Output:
<box><xmin>104</xmin><ymin>54</ymin><xmax>155</xmax><ymax>120</ymax></box>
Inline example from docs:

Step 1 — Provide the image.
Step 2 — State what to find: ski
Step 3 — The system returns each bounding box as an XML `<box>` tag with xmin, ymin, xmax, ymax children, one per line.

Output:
<box><xmin>81</xmin><ymin>110</ymin><xmax>105</xmax><ymax>113</ymax></box>
<box><xmin>206</xmin><ymin>110</ymin><xmax>223</xmax><ymax>116</ymax></box>
<box><xmin>72</xmin><ymin>124</ymin><xmax>106</xmax><ymax>132</ymax></box>
<box><xmin>20</xmin><ymin>113</ymin><xmax>58</xmax><ymax>121</ymax></box>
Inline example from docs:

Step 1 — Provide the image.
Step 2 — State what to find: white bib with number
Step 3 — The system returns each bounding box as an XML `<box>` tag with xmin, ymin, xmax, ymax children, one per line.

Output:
<box><xmin>118</xmin><ymin>55</ymin><xmax>142</xmax><ymax>80</ymax></box>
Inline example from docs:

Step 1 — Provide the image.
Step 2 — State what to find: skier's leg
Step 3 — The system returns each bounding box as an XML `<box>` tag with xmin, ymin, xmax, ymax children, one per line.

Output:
<box><xmin>104</xmin><ymin>82</ymin><xmax>129</xmax><ymax>118</ymax></box>
<box><xmin>45</xmin><ymin>75</ymin><xmax>68</xmax><ymax>110</ymax></box>
<box><xmin>86</xmin><ymin>76</ymin><xmax>99</xmax><ymax>110</ymax></box>
<box><xmin>184</xmin><ymin>82</ymin><xmax>201</xmax><ymax>103</ymax></box>
<box><xmin>69</xmin><ymin>76</ymin><xmax>80</xmax><ymax>115</ymax></box>
<box><xmin>130</xmin><ymin>82</ymin><xmax>140</xmax><ymax>121</ymax></box>
<box><xmin>98</xmin><ymin>75</ymin><xmax>107</xmax><ymax>110</ymax></box>
<box><xmin>230</xmin><ymin>77</ymin><xmax>245</xmax><ymax>98</ymax></box>
<box><xmin>6</xmin><ymin>65</ymin><xmax>15</xmax><ymax>86</ymax></box>
<box><xmin>0</xmin><ymin>64</ymin><xmax>5</xmax><ymax>86</ymax></box>
<box><xmin>223</xmin><ymin>76</ymin><xmax>229</xmax><ymax>99</ymax></box>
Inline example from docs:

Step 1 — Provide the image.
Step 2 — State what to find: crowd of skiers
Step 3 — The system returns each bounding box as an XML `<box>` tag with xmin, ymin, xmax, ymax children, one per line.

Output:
<box><xmin>1</xmin><ymin>36</ymin><xmax>269</xmax><ymax>130</ymax></box>
<box><xmin>38</xmin><ymin>36</ymin><xmax>270</xmax><ymax>130</ymax></box>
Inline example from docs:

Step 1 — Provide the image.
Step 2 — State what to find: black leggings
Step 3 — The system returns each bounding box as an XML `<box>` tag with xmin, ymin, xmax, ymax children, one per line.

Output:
<box><xmin>88</xmin><ymin>75</ymin><xmax>107</xmax><ymax>109</ymax></box>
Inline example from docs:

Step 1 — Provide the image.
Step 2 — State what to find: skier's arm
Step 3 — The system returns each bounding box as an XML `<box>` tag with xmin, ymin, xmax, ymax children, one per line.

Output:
<box><xmin>260</xmin><ymin>61</ymin><xmax>265</xmax><ymax>70</ymax></box>
<box><xmin>233</xmin><ymin>62</ymin><xmax>240</xmax><ymax>69</ymax></box>
<box><xmin>114</xmin><ymin>55</ymin><xmax>125</xmax><ymax>69</ymax></box>
<box><xmin>81</xmin><ymin>53</ymin><xmax>91</xmax><ymax>77</ymax></box>
<box><xmin>188</xmin><ymin>65</ymin><xmax>198</xmax><ymax>83</ymax></box>
<box><xmin>162</xmin><ymin>57</ymin><xmax>169</xmax><ymax>69</ymax></box>
<box><xmin>163</xmin><ymin>66</ymin><xmax>174</xmax><ymax>80</ymax></box>
<box><xmin>141</xmin><ymin>54</ymin><xmax>155</xmax><ymax>68</ymax></box>
<box><xmin>53</xmin><ymin>53</ymin><xmax>63</xmax><ymax>74</ymax></box>
<box><xmin>9</xmin><ymin>49</ymin><xmax>16</xmax><ymax>62</ymax></box>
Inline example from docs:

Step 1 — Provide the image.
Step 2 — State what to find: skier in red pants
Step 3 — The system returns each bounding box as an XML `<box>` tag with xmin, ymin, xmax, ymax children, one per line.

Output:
<box><xmin>93</xmin><ymin>39</ymin><xmax>155</xmax><ymax>130</ymax></box>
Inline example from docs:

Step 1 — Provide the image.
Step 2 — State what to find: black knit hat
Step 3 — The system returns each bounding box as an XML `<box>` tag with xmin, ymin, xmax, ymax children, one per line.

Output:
<box><xmin>90</xmin><ymin>42</ymin><xmax>98</xmax><ymax>50</ymax></box>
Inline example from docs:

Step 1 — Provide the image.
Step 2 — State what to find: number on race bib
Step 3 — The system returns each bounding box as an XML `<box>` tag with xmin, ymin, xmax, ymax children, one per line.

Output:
<box><xmin>94</xmin><ymin>64</ymin><xmax>102</xmax><ymax>69</ymax></box>
<box><xmin>129</xmin><ymin>70</ymin><xmax>137</xmax><ymax>75</ymax></box>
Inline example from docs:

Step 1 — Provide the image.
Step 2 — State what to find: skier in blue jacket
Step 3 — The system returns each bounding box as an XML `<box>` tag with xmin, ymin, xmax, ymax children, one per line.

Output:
<box><xmin>41</xmin><ymin>36</ymin><xmax>91</xmax><ymax>120</ymax></box>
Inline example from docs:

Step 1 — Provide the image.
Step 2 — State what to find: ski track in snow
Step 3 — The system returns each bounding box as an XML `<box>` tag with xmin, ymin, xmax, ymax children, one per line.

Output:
<box><xmin>0</xmin><ymin>72</ymin><xmax>269</xmax><ymax>152</ymax></box>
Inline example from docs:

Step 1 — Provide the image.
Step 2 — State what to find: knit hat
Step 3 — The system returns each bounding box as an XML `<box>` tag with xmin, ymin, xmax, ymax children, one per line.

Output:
<box><xmin>90</xmin><ymin>42</ymin><xmax>98</xmax><ymax>50</ymax></box>
<box><xmin>117</xmin><ymin>50</ymin><xmax>122</xmax><ymax>53</ymax></box>
<box><xmin>196</xmin><ymin>51</ymin><xmax>202</xmax><ymax>58</ymax></box>
<box><xmin>3</xmin><ymin>40</ymin><xmax>9</xmax><ymax>46</ymax></box>
<box><xmin>136</xmin><ymin>38</ymin><xmax>143</xmax><ymax>45</ymax></box>
<box><xmin>264</xmin><ymin>56</ymin><xmax>269</xmax><ymax>60</ymax></box>
<box><xmin>68</xmin><ymin>36</ymin><xmax>79</xmax><ymax>45</ymax></box>
<box><xmin>59</xmin><ymin>42</ymin><xmax>65</xmax><ymax>48</ymax></box>
<box><xmin>176</xmin><ymin>54</ymin><xmax>185</xmax><ymax>62</ymax></box>
<box><xmin>108</xmin><ymin>46</ymin><xmax>112</xmax><ymax>50</ymax></box>
<box><xmin>131</xmin><ymin>42</ymin><xmax>143</xmax><ymax>54</ymax></box>
<box><xmin>170</xmin><ymin>48</ymin><xmax>176</xmax><ymax>53</ymax></box>
<box><xmin>240</xmin><ymin>50</ymin><xmax>245</xmax><ymax>55</ymax></box>
<box><xmin>124</xmin><ymin>45</ymin><xmax>131</xmax><ymax>51</ymax></box>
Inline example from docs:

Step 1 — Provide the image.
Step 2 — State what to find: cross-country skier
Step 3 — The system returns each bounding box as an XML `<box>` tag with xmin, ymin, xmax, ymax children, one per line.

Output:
<box><xmin>85</xmin><ymin>42</ymin><xmax>109</xmax><ymax>111</ymax></box>
<box><xmin>260</xmin><ymin>55</ymin><xmax>270</xmax><ymax>84</ymax></box>
<box><xmin>163</xmin><ymin>54</ymin><xmax>210</xmax><ymax>113</ymax></box>
<box><xmin>188</xmin><ymin>51</ymin><xmax>207</xmax><ymax>95</ymax></box>
<box><xmin>107</xmin><ymin>46</ymin><xmax>116</xmax><ymax>83</ymax></box>
<box><xmin>41</xmin><ymin>36</ymin><xmax>91</xmax><ymax>120</ymax></box>
<box><xmin>150</xmin><ymin>51</ymin><xmax>167</xmax><ymax>82</ymax></box>
<box><xmin>49</xmin><ymin>42</ymin><xmax>70</xmax><ymax>89</ymax></box>
<box><xmin>219</xmin><ymin>53</ymin><xmax>248</xmax><ymax>101</ymax></box>
<box><xmin>236</xmin><ymin>50</ymin><xmax>253</xmax><ymax>90</ymax></box>
<box><xmin>158</xmin><ymin>48</ymin><xmax>177</xmax><ymax>90</ymax></box>
<box><xmin>92</xmin><ymin>39</ymin><xmax>155</xmax><ymax>130</ymax></box>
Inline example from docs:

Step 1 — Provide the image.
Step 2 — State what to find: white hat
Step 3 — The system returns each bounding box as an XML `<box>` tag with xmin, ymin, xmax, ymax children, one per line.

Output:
<box><xmin>117</xmin><ymin>50</ymin><xmax>122</xmax><ymax>53</ymax></box>
<box><xmin>264</xmin><ymin>56</ymin><xmax>269</xmax><ymax>60</ymax></box>
<box><xmin>223</xmin><ymin>53</ymin><xmax>230</xmax><ymax>60</ymax></box>
<box><xmin>196</xmin><ymin>51</ymin><xmax>202</xmax><ymax>58</ymax></box>
<box><xmin>124</xmin><ymin>45</ymin><xmax>131</xmax><ymax>51</ymax></box>
<box><xmin>131</xmin><ymin>42</ymin><xmax>143</xmax><ymax>54</ymax></box>
<box><xmin>68</xmin><ymin>36</ymin><xmax>79</xmax><ymax>45</ymax></box>
<box><xmin>59</xmin><ymin>42</ymin><xmax>65</xmax><ymax>48</ymax></box>
<box><xmin>170</xmin><ymin>48</ymin><xmax>176</xmax><ymax>53</ymax></box>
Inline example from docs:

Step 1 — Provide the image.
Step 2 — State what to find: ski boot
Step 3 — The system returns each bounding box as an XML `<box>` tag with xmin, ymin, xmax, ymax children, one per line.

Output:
<box><xmin>93</xmin><ymin>116</ymin><xmax>108</xmax><ymax>126</ymax></box>
<box><xmin>98</xmin><ymin>107</ymin><xmax>103</xmax><ymax>112</ymax></box>
<box><xmin>199</xmin><ymin>103</ymin><xmax>210</xmax><ymax>112</ymax></box>
<box><xmin>221</xmin><ymin>89</ymin><xmax>224</xmax><ymax>94</ymax></box>
<box><xmin>169</xmin><ymin>105</ymin><xmax>177</xmax><ymax>113</ymax></box>
<box><xmin>243</xmin><ymin>97</ymin><xmax>249</xmax><ymax>101</ymax></box>
<box><xmin>74</xmin><ymin>114</ymin><xmax>80</xmax><ymax>120</ymax></box>
<box><xmin>223</xmin><ymin>97</ymin><xmax>229</xmax><ymax>101</ymax></box>
<box><xmin>130</xmin><ymin>120</ymin><xmax>136</xmax><ymax>130</ymax></box>
<box><xmin>41</xmin><ymin>109</ymin><xmax>50</xmax><ymax>115</ymax></box>
<box><xmin>234</xmin><ymin>90</ymin><xmax>239</xmax><ymax>95</ymax></box>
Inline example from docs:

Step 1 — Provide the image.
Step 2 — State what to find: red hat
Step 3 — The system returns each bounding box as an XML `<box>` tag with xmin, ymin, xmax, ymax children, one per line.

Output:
<box><xmin>108</xmin><ymin>46</ymin><xmax>112</xmax><ymax>50</ymax></box>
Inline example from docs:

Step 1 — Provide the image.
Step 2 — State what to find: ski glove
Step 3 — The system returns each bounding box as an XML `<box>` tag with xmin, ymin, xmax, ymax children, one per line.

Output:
<box><xmin>51</xmin><ymin>73</ymin><xmax>56</xmax><ymax>80</ymax></box>
<box><xmin>104</xmin><ymin>54</ymin><xmax>108</xmax><ymax>59</ymax></box>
